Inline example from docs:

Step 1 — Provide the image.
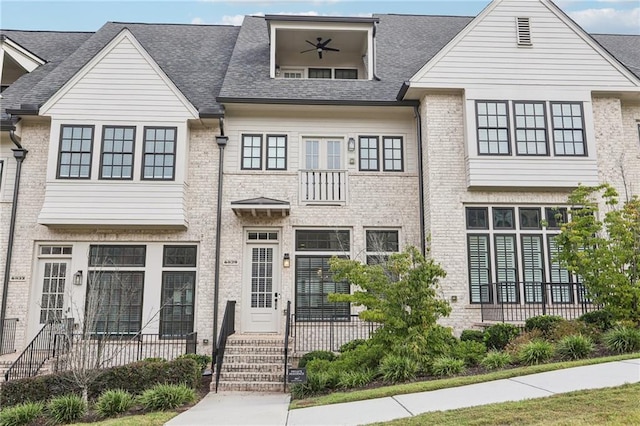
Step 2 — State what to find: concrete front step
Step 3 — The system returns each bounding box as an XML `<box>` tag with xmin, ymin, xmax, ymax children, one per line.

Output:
<box><xmin>224</xmin><ymin>346</ymin><xmax>287</xmax><ymax>355</ymax></box>
<box><xmin>216</xmin><ymin>381</ymin><xmax>288</xmax><ymax>392</ymax></box>
<box><xmin>223</xmin><ymin>354</ymin><xmax>286</xmax><ymax>364</ymax></box>
<box><xmin>219</xmin><ymin>371</ymin><xmax>286</xmax><ymax>382</ymax></box>
<box><xmin>224</xmin><ymin>363</ymin><xmax>286</xmax><ymax>373</ymax></box>
<box><xmin>227</xmin><ymin>338</ymin><xmax>288</xmax><ymax>345</ymax></box>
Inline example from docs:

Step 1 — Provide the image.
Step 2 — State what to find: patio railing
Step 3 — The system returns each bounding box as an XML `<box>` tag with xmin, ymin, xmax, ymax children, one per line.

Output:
<box><xmin>292</xmin><ymin>314</ymin><xmax>380</xmax><ymax>353</ymax></box>
<box><xmin>299</xmin><ymin>170</ymin><xmax>347</xmax><ymax>204</ymax></box>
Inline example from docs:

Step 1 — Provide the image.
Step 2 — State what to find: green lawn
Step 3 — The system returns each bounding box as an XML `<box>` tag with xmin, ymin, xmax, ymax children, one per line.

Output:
<box><xmin>290</xmin><ymin>353</ymin><xmax>640</xmax><ymax>409</ymax></box>
<box><xmin>376</xmin><ymin>382</ymin><xmax>640</xmax><ymax>425</ymax></box>
<box><xmin>69</xmin><ymin>411</ymin><xmax>177</xmax><ymax>426</ymax></box>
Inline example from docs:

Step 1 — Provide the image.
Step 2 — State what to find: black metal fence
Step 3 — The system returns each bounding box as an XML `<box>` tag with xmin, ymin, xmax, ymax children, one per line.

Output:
<box><xmin>480</xmin><ymin>282</ymin><xmax>599</xmax><ymax>323</ymax></box>
<box><xmin>0</xmin><ymin>318</ymin><xmax>19</xmax><ymax>355</ymax></box>
<box><xmin>292</xmin><ymin>314</ymin><xmax>380</xmax><ymax>353</ymax></box>
<box><xmin>52</xmin><ymin>332</ymin><xmax>197</xmax><ymax>372</ymax></box>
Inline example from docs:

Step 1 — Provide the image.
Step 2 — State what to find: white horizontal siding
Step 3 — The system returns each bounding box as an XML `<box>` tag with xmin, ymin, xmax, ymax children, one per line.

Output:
<box><xmin>413</xmin><ymin>0</ymin><xmax>637</xmax><ymax>90</ymax></box>
<box><xmin>45</xmin><ymin>36</ymin><xmax>195</xmax><ymax>121</ymax></box>
<box><xmin>466</xmin><ymin>157</ymin><xmax>600</xmax><ymax>188</ymax></box>
<box><xmin>38</xmin><ymin>181</ymin><xmax>187</xmax><ymax>227</ymax></box>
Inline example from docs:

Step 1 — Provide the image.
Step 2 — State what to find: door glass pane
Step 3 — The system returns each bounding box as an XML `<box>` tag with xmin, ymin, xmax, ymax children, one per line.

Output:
<box><xmin>327</xmin><ymin>140</ymin><xmax>341</xmax><ymax>169</ymax></box>
<box><xmin>305</xmin><ymin>140</ymin><xmax>319</xmax><ymax>169</ymax></box>
<box><xmin>40</xmin><ymin>262</ymin><xmax>66</xmax><ymax>323</ymax></box>
<box><xmin>251</xmin><ymin>247</ymin><xmax>273</xmax><ymax>308</ymax></box>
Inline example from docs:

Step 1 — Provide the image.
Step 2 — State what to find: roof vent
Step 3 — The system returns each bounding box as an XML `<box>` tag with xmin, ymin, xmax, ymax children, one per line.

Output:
<box><xmin>516</xmin><ymin>17</ymin><xmax>532</xmax><ymax>46</ymax></box>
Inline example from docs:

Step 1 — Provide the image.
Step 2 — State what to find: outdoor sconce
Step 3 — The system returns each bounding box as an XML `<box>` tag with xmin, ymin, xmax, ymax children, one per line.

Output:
<box><xmin>72</xmin><ymin>270</ymin><xmax>83</xmax><ymax>286</ymax></box>
<box><xmin>348</xmin><ymin>137</ymin><xmax>356</xmax><ymax>151</ymax></box>
<box><xmin>283</xmin><ymin>253</ymin><xmax>291</xmax><ymax>268</ymax></box>
<box><xmin>216</xmin><ymin>135</ymin><xmax>228</xmax><ymax>147</ymax></box>
<box><xmin>275</xmin><ymin>65</ymin><xmax>281</xmax><ymax>76</ymax></box>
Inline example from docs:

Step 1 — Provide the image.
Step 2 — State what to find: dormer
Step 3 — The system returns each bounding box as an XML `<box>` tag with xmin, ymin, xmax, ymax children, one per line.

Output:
<box><xmin>266</xmin><ymin>15</ymin><xmax>379</xmax><ymax>81</ymax></box>
<box><xmin>0</xmin><ymin>35</ymin><xmax>46</xmax><ymax>92</ymax></box>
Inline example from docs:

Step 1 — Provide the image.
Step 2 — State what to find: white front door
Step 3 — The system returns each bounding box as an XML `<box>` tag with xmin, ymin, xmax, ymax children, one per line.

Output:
<box><xmin>243</xmin><ymin>231</ymin><xmax>281</xmax><ymax>333</ymax></box>
<box><xmin>30</xmin><ymin>255</ymin><xmax>71</xmax><ymax>339</ymax></box>
<box><xmin>303</xmin><ymin>138</ymin><xmax>342</xmax><ymax>170</ymax></box>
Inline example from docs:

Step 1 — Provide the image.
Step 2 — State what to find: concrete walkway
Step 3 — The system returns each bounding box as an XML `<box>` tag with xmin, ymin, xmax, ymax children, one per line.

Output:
<box><xmin>166</xmin><ymin>358</ymin><xmax>640</xmax><ymax>426</ymax></box>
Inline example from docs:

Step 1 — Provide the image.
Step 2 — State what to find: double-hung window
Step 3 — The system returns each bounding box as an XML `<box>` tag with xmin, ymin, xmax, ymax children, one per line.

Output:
<box><xmin>359</xmin><ymin>137</ymin><xmax>379</xmax><ymax>171</ymax></box>
<box><xmin>266</xmin><ymin>135</ymin><xmax>287</xmax><ymax>170</ymax></box>
<box><xmin>58</xmin><ymin>125</ymin><xmax>94</xmax><ymax>178</ymax></box>
<box><xmin>100</xmin><ymin>126</ymin><xmax>135</xmax><ymax>179</ymax></box>
<box><xmin>143</xmin><ymin>127</ymin><xmax>176</xmax><ymax>180</ymax></box>
<box><xmin>242</xmin><ymin>134</ymin><xmax>262</xmax><ymax>170</ymax></box>
<box><xmin>514</xmin><ymin>102</ymin><xmax>548</xmax><ymax>155</ymax></box>
<box><xmin>476</xmin><ymin>101</ymin><xmax>510</xmax><ymax>155</ymax></box>
<box><xmin>382</xmin><ymin>137</ymin><xmax>403</xmax><ymax>171</ymax></box>
<box><xmin>365</xmin><ymin>230</ymin><xmax>399</xmax><ymax>265</ymax></box>
<box><xmin>160</xmin><ymin>245</ymin><xmax>197</xmax><ymax>338</ymax></box>
<box><xmin>241</xmin><ymin>134</ymin><xmax>288</xmax><ymax>171</ymax></box>
<box><xmin>551</xmin><ymin>102</ymin><xmax>586</xmax><ymax>156</ymax></box>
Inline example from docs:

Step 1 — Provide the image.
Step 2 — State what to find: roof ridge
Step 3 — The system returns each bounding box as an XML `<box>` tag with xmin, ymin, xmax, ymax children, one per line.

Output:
<box><xmin>107</xmin><ymin>21</ymin><xmax>237</xmax><ymax>28</ymax></box>
<box><xmin>375</xmin><ymin>13</ymin><xmax>475</xmax><ymax>19</ymax></box>
<box><xmin>0</xmin><ymin>28</ymin><xmax>94</xmax><ymax>34</ymax></box>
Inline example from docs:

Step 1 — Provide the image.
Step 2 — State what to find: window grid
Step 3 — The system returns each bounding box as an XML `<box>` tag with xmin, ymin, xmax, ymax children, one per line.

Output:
<box><xmin>296</xmin><ymin>230</ymin><xmax>350</xmax><ymax>252</ymax></box>
<box><xmin>476</xmin><ymin>101</ymin><xmax>510</xmax><ymax>155</ymax></box>
<box><xmin>383</xmin><ymin>137</ymin><xmax>403</xmax><ymax>171</ymax></box>
<box><xmin>160</xmin><ymin>271</ymin><xmax>196</xmax><ymax>338</ymax></box>
<box><xmin>266</xmin><ymin>135</ymin><xmax>287</xmax><ymax>170</ymax></box>
<box><xmin>334</xmin><ymin>69</ymin><xmax>357</xmax><ymax>79</ymax></box>
<box><xmin>58</xmin><ymin>125</ymin><xmax>94</xmax><ymax>179</ymax></box>
<box><xmin>40</xmin><ymin>262</ymin><xmax>67</xmax><ymax>323</ymax></box>
<box><xmin>308</xmin><ymin>68</ymin><xmax>331</xmax><ymax>79</ymax></box>
<box><xmin>551</xmin><ymin>102</ymin><xmax>586</xmax><ymax>156</ymax></box>
<box><xmin>514</xmin><ymin>102</ymin><xmax>548</xmax><ymax>155</ymax></box>
<box><xmin>163</xmin><ymin>245</ymin><xmax>197</xmax><ymax>267</ymax></box>
<box><xmin>295</xmin><ymin>255</ymin><xmax>350</xmax><ymax>321</ymax></box>
<box><xmin>100</xmin><ymin>126</ymin><xmax>135</xmax><ymax>179</ymax></box>
<box><xmin>365</xmin><ymin>230</ymin><xmax>399</xmax><ymax>265</ymax></box>
<box><xmin>87</xmin><ymin>271</ymin><xmax>144</xmax><ymax>335</ymax></box>
<box><xmin>359</xmin><ymin>137</ymin><xmax>379</xmax><ymax>171</ymax></box>
<box><xmin>142</xmin><ymin>127</ymin><xmax>176</xmax><ymax>180</ymax></box>
<box><xmin>327</xmin><ymin>141</ymin><xmax>341</xmax><ymax>169</ymax></box>
<box><xmin>89</xmin><ymin>245</ymin><xmax>146</xmax><ymax>267</ymax></box>
<box><xmin>242</xmin><ymin>134</ymin><xmax>262</xmax><ymax>170</ymax></box>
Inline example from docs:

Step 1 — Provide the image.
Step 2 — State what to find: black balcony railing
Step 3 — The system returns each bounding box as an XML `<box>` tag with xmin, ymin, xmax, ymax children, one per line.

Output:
<box><xmin>480</xmin><ymin>282</ymin><xmax>599</xmax><ymax>323</ymax></box>
<box><xmin>214</xmin><ymin>300</ymin><xmax>236</xmax><ymax>393</ymax></box>
<box><xmin>292</xmin><ymin>314</ymin><xmax>380</xmax><ymax>353</ymax></box>
<box><xmin>283</xmin><ymin>301</ymin><xmax>291</xmax><ymax>392</ymax></box>
<box><xmin>0</xmin><ymin>318</ymin><xmax>19</xmax><ymax>355</ymax></box>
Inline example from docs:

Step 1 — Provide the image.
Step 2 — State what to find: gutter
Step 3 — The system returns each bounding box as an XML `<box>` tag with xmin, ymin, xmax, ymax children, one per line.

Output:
<box><xmin>414</xmin><ymin>104</ymin><xmax>426</xmax><ymax>257</ymax></box>
<box><xmin>0</xmin><ymin>120</ymin><xmax>28</xmax><ymax>352</ymax></box>
<box><xmin>215</xmin><ymin>97</ymin><xmax>419</xmax><ymax>107</ymax></box>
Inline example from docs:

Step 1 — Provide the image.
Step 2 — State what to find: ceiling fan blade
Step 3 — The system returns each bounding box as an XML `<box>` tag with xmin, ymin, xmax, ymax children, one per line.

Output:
<box><xmin>323</xmin><ymin>47</ymin><xmax>340</xmax><ymax>52</ymax></box>
<box><xmin>318</xmin><ymin>50</ymin><xmax>323</xmax><ymax>59</ymax></box>
<box><xmin>300</xmin><ymin>48</ymin><xmax>316</xmax><ymax>53</ymax></box>
<box><xmin>305</xmin><ymin>40</ymin><xmax>317</xmax><ymax>47</ymax></box>
<box><xmin>319</xmin><ymin>38</ymin><xmax>332</xmax><ymax>48</ymax></box>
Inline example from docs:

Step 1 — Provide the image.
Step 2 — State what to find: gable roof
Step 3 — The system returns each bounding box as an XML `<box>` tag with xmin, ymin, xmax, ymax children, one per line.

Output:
<box><xmin>592</xmin><ymin>34</ymin><xmax>640</xmax><ymax>79</ymax></box>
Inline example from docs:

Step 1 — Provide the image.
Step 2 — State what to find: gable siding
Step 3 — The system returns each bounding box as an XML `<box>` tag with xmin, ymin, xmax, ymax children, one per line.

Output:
<box><xmin>45</xmin><ymin>37</ymin><xmax>194</xmax><ymax>121</ymax></box>
<box><xmin>413</xmin><ymin>0</ymin><xmax>637</xmax><ymax>90</ymax></box>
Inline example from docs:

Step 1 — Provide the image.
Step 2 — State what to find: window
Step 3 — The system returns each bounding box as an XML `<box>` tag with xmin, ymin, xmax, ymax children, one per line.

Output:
<box><xmin>143</xmin><ymin>127</ymin><xmax>176</xmax><ymax>180</ymax></box>
<box><xmin>241</xmin><ymin>134</ymin><xmax>262</xmax><ymax>170</ymax></box>
<box><xmin>365</xmin><ymin>230</ymin><xmax>399</xmax><ymax>264</ymax></box>
<box><xmin>303</xmin><ymin>139</ymin><xmax>342</xmax><ymax>170</ymax></box>
<box><xmin>466</xmin><ymin>206</ymin><xmax>576</xmax><ymax>303</ymax></box>
<box><xmin>160</xmin><ymin>245</ymin><xmax>197</xmax><ymax>338</ymax></box>
<box><xmin>37</xmin><ymin>246</ymin><xmax>72</xmax><ymax>325</ymax></box>
<box><xmin>359</xmin><ymin>137</ymin><xmax>379</xmax><ymax>171</ymax></box>
<box><xmin>58</xmin><ymin>125</ymin><xmax>94</xmax><ymax>178</ymax></box>
<box><xmin>295</xmin><ymin>230</ymin><xmax>350</xmax><ymax>321</ymax></box>
<box><xmin>383</xmin><ymin>137</ymin><xmax>403</xmax><ymax>171</ymax></box>
<box><xmin>335</xmin><ymin>69</ymin><xmax>358</xmax><ymax>79</ymax></box>
<box><xmin>551</xmin><ymin>102</ymin><xmax>586</xmax><ymax>156</ymax></box>
<box><xmin>476</xmin><ymin>101</ymin><xmax>510</xmax><ymax>155</ymax></box>
<box><xmin>266</xmin><ymin>135</ymin><xmax>287</xmax><ymax>170</ymax></box>
<box><xmin>100</xmin><ymin>126</ymin><xmax>135</xmax><ymax>179</ymax></box>
<box><xmin>514</xmin><ymin>102</ymin><xmax>548</xmax><ymax>155</ymax></box>
<box><xmin>308</xmin><ymin>68</ymin><xmax>331</xmax><ymax>79</ymax></box>
<box><xmin>282</xmin><ymin>69</ymin><xmax>303</xmax><ymax>79</ymax></box>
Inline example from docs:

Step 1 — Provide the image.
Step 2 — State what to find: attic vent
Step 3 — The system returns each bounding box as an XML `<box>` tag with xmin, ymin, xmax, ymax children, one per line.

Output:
<box><xmin>516</xmin><ymin>17</ymin><xmax>532</xmax><ymax>46</ymax></box>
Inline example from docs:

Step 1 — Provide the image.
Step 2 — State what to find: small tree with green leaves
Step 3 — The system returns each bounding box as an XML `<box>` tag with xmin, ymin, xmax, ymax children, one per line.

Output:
<box><xmin>554</xmin><ymin>184</ymin><xmax>640</xmax><ymax>323</ymax></box>
<box><xmin>329</xmin><ymin>246</ymin><xmax>452</xmax><ymax>358</ymax></box>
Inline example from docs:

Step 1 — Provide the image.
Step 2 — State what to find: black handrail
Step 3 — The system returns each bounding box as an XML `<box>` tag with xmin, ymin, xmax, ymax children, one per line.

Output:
<box><xmin>5</xmin><ymin>318</ymin><xmax>73</xmax><ymax>382</ymax></box>
<box><xmin>0</xmin><ymin>318</ymin><xmax>19</xmax><ymax>355</ymax></box>
<box><xmin>214</xmin><ymin>300</ymin><xmax>236</xmax><ymax>393</ymax></box>
<box><xmin>283</xmin><ymin>300</ymin><xmax>291</xmax><ymax>392</ymax></box>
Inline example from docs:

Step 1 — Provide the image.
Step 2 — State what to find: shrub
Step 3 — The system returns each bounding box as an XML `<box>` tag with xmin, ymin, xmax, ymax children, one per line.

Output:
<box><xmin>298</xmin><ymin>350</ymin><xmax>337</xmax><ymax>368</ymax></box>
<box><xmin>578</xmin><ymin>310</ymin><xmax>614</xmax><ymax>331</ymax></box>
<box><xmin>603</xmin><ymin>326</ymin><xmax>640</xmax><ymax>354</ymax></box>
<box><xmin>47</xmin><ymin>394</ymin><xmax>87</xmax><ymax>424</ymax></box>
<box><xmin>549</xmin><ymin>319</ymin><xmax>599</xmax><ymax>343</ymax></box>
<box><xmin>333</xmin><ymin>342</ymin><xmax>386</xmax><ymax>372</ymax></box>
<box><xmin>378</xmin><ymin>355</ymin><xmax>419</xmax><ymax>384</ymax></box>
<box><xmin>339</xmin><ymin>339</ymin><xmax>367</xmax><ymax>353</ymax></box>
<box><xmin>518</xmin><ymin>340</ymin><xmax>555</xmax><ymax>365</ymax></box>
<box><xmin>177</xmin><ymin>354</ymin><xmax>212</xmax><ymax>372</ymax></box>
<box><xmin>336</xmin><ymin>369</ymin><xmax>376</xmax><ymax>389</ymax></box>
<box><xmin>0</xmin><ymin>402</ymin><xmax>43</xmax><ymax>426</ymax></box>
<box><xmin>504</xmin><ymin>329</ymin><xmax>544</xmax><ymax>356</ymax></box>
<box><xmin>460</xmin><ymin>329</ymin><xmax>485</xmax><ymax>344</ymax></box>
<box><xmin>137</xmin><ymin>384</ymin><xmax>196</xmax><ymax>411</ymax></box>
<box><xmin>556</xmin><ymin>335</ymin><xmax>594</xmax><ymax>360</ymax></box>
<box><xmin>480</xmin><ymin>351</ymin><xmax>511</xmax><ymax>370</ymax></box>
<box><xmin>430</xmin><ymin>356</ymin><xmax>466</xmax><ymax>377</ymax></box>
<box><xmin>525</xmin><ymin>315</ymin><xmax>565</xmax><ymax>338</ymax></box>
<box><xmin>142</xmin><ymin>357</ymin><xmax>166</xmax><ymax>363</ymax></box>
<box><xmin>95</xmin><ymin>389</ymin><xmax>135</xmax><ymax>418</ymax></box>
<box><xmin>484</xmin><ymin>323</ymin><xmax>520</xmax><ymax>350</ymax></box>
<box><xmin>451</xmin><ymin>340</ymin><xmax>487</xmax><ymax>367</ymax></box>
<box><xmin>289</xmin><ymin>370</ymin><xmax>335</xmax><ymax>398</ymax></box>
<box><xmin>0</xmin><ymin>358</ymin><xmax>200</xmax><ymax>408</ymax></box>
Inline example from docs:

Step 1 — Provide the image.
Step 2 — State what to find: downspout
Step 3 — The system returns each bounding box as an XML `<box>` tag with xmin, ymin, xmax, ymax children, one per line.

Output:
<box><xmin>372</xmin><ymin>21</ymin><xmax>381</xmax><ymax>81</ymax></box>
<box><xmin>0</xmin><ymin>123</ymin><xmax>28</xmax><ymax>351</ymax></box>
<box><xmin>211</xmin><ymin>118</ymin><xmax>227</xmax><ymax>370</ymax></box>
<box><xmin>414</xmin><ymin>104</ymin><xmax>426</xmax><ymax>256</ymax></box>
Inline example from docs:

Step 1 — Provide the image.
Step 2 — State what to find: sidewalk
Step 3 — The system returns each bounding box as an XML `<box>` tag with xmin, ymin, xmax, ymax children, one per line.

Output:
<box><xmin>166</xmin><ymin>358</ymin><xmax>640</xmax><ymax>426</ymax></box>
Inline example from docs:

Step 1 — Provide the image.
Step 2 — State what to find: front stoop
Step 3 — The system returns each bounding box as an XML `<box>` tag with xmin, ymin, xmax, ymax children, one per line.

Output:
<box><xmin>213</xmin><ymin>335</ymin><xmax>292</xmax><ymax>393</ymax></box>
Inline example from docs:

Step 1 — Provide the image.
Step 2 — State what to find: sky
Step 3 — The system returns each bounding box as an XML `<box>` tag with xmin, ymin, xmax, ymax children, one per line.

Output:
<box><xmin>1</xmin><ymin>0</ymin><xmax>639</xmax><ymax>35</ymax></box>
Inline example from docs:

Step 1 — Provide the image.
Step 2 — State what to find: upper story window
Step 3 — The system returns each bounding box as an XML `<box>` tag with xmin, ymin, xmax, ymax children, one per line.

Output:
<box><xmin>241</xmin><ymin>134</ymin><xmax>289</xmax><ymax>171</ymax></box>
<box><xmin>365</xmin><ymin>229</ymin><xmax>399</xmax><ymax>264</ymax></box>
<box><xmin>57</xmin><ymin>125</ymin><xmax>94</xmax><ymax>179</ymax></box>
<box><xmin>359</xmin><ymin>136</ymin><xmax>379</xmax><ymax>171</ymax></box>
<box><xmin>100</xmin><ymin>126</ymin><xmax>135</xmax><ymax>180</ymax></box>
<box><xmin>309</xmin><ymin>68</ymin><xmax>331</xmax><ymax>79</ymax></box>
<box><xmin>335</xmin><ymin>69</ymin><xmax>357</xmax><ymax>79</ymax></box>
<box><xmin>383</xmin><ymin>136</ymin><xmax>404</xmax><ymax>172</ymax></box>
<box><xmin>242</xmin><ymin>134</ymin><xmax>262</xmax><ymax>170</ymax></box>
<box><xmin>267</xmin><ymin>135</ymin><xmax>287</xmax><ymax>170</ymax></box>
<box><xmin>143</xmin><ymin>127</ymin><xmax>176</xmax><ymax>180</ymax></box>
<box><xmin>475</xmin><ymin>101</ymin><xmax>586</xmax><ymax>157</ymax></box>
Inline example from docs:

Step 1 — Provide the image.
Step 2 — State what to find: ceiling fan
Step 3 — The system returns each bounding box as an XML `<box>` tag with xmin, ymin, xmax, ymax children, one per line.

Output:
<box><xmin>300</xmin><ymin>37</ymin><xmax>340</xmax><ymax>59</ymax></box>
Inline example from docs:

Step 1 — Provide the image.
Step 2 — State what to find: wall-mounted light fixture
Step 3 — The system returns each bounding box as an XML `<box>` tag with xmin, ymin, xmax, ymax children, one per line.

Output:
<box><xmin>283</xmin><ymin>253</ymin><xmax>290</xmax><ymax>268</ymax></box>
<box><xmin>73</xmin><ymin>270</ymin><xmax>83</xmax><ymax>286</ymax></box>
<box><xmin>275</xmin><ymin>65</ymin><xmax>281</xmax><ymax>77</ymax></box>
<box><xmin>348</xmin><ymin>137</ymin><xmax>356</xmax><ymax>151</ymax></box>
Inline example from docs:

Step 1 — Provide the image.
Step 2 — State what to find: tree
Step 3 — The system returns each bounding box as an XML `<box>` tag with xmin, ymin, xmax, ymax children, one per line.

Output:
<box><xmin>554</xmin><ymin>184</ymin><xmax>640</xmax><ymax>323</ymax></box>
<box><xmin>328</xmin><ymin>246</ymin><xmax>452</xmax><ymax>356</ymax></box>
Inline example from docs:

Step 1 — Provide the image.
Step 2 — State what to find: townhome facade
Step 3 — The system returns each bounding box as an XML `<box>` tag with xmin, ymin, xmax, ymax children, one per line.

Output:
<box><xmin>1</xmin><ymin>0</ymin><xmax>639</xmax><ymax>384</ymax></box>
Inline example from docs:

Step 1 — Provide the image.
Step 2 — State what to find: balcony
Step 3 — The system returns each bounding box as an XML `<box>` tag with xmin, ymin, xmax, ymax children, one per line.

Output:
<box><xmin>299</xmin><ymin>170</ymin><xmax>347</xmax><ymax>204</ymax></box>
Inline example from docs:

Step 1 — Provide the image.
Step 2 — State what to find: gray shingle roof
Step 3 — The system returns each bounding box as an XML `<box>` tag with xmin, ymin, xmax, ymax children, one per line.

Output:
<box><xmin>592</xmin><ymin>34</ymin><xmax>640</xmax><ymax>79</ymax></box>
<box><xmin>218</xmin><ymin>14</ymin><xmax>473</xmax><ymax>103</ymax></box>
